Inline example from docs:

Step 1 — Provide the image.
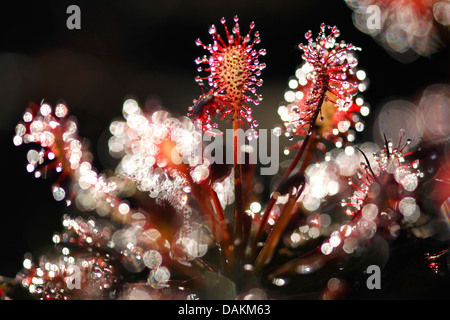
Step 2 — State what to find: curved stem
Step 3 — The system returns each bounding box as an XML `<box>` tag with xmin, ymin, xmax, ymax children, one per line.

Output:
<box><xmin>209</xmin><ymin>183</ymin><xmax>226</xmax><ymax>226</ymax></box>
<box><xmin>252</xmin><ymin>93</ymin><xmax>326</xmax><ymax>254</ymax></box>
<box><xmin>268</xmin><ymin>199</ymin><xmax>369</xmax><ymax>279</ymax></box>
<box><xmin>192</xmin><ymin>184</ymin><xmax>220</xmax><ymax>236</ymax></box>
<box><xmin>208</xmin><ymin>183</ymin><xmax>231</xmax><ymax>253</ymax></box>
<box><xmin>254</xmin><ymin>183</ymin><xmax>305</xmax><ymax>273</ymax></box>
<box><xmin>299</xmin><ymin>134</ymin><xmax>318</xmax><ymax>174</ymax></box>
<box><xmin>233</xmin><ymin>104</ymin><xmax>244</xmax><ymax>243</ymax></box>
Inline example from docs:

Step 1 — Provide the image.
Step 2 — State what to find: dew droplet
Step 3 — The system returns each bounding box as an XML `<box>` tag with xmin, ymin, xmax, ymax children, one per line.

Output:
<box><xmin>232</xmin><ymin>24</ymin><xmax>240</xmax><ymax>34</ymax></box>
<box><xmin>147</xmin><ymin>266</ymin><xmax>170</xmax><ymax>289</ymax></box>
<box><xmin>195</xmin><ymin>76</ymin><xmax>203</xmax><ymax>84</ymax></box>
<box><xmin>23</xmin><ymin>111</ymin><xmax>33</xmax><ymax>122</ymax></box>
<box><xmin>273</xmin><ymin>127</ymin><xmax>282</xmax><ymax>137</ymax></box>
<box><xmin>52</xmin><ymin>186</ymin><xmax>66</xmax><ymax>201</ymax></box>
<box><xmin>305</xmin><ymin>30</ymin><xmax>312</xmax><ymax>39</ymax></box>
<box><xmin>40</xmin><ymin>103</ymin><xmax>52</xmax><ymax>117</ymax></box>
<box><xmin>143</xmin><ymin>250</ymin><xmax>162</xmax><ymax>269</ymax></box>
<box><xmin>55</xmin><ymin>104</ymin><xmax>68</xmax><ymax>118</ymax></box>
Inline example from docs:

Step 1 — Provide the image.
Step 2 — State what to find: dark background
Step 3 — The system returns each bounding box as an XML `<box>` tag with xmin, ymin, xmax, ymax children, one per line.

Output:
<box><xmin>0</xmin><ymin>0</ymin><xmax>448</xmax><ymax>290</ymax></box>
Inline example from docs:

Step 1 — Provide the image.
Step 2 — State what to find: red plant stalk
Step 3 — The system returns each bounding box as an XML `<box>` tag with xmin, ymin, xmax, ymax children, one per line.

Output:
<box><xmin>192</xmin><ymin>16</ymin><xmax>266</xmax><ymax>259</ymax></box>
<box><xmin>253</xmin><ymin>94</ymin><xmax>324</xmax><ymax>254</ymax></box>
<box><xmin>253</xmin><ymin>23</ymin><xmax>361</xmax><ymax>257</ymax></box>
<box><xmin>254</xmin><ymin>181</ymin><xmax>306</xmax><ymax>272</ymax></box>
<box><xmin>269</xmin><ymin>133</ymin><xmax>422</xmax><ymax>279</ymax></box>
<box><xmin>233</xmin><ymin>108</ymin><xmax>245</xmax><ymax>241</ymax></box>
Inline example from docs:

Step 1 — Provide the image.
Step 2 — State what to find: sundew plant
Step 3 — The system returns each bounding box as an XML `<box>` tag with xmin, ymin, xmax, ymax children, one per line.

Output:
<box><xmin>2</xmin><ymin>12</ymin><xmax>449</xmax><ymax>300</ymax></box>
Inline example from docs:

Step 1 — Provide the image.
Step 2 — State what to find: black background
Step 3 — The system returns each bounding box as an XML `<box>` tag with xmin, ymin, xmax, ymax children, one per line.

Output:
<box><xmin>0</xmin><ymin>0</ymin><xmax>448</xmax><ymax>298</ymax></box>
